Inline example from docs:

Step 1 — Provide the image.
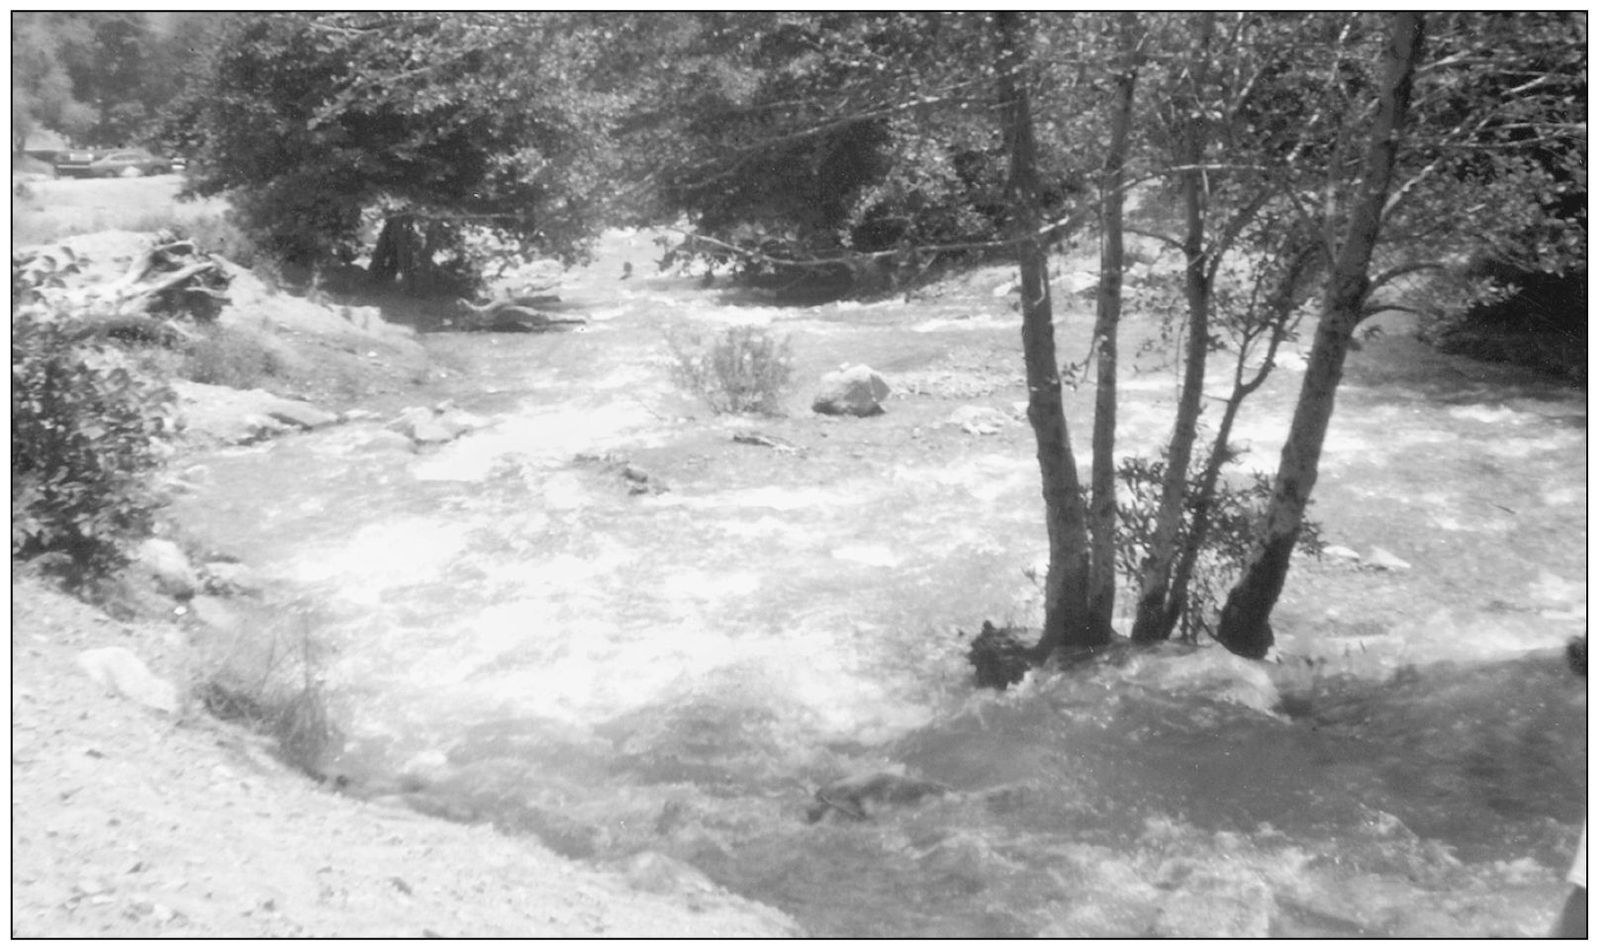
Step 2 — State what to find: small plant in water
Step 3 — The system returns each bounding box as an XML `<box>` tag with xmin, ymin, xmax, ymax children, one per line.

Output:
<box><xmin>666</xmin><ymin>324</ymin><xmax>794</xmax><ymax>415</ymax></box>
<box><xmin>193</xmin><ymin>601</ymin><xmax>339</xmax><ymax>777</ymax></box>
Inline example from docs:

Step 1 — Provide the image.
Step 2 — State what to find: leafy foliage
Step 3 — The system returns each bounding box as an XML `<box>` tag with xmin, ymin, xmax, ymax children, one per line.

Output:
<box><xmin>666</xmin><ymin>325</ymin><xmax>795</xmax><ymax>415</ymax></box>
<box><xmin>636</xmin><ymin>13</ymin><xmax>1090</xmax><ymax>293</ymax></box>
<box><xmin>12</xmin><ymin>254</ymin><xmax>178</xmax><ymax>580</ymax></box>
<box><xmin>180</xmin><ymin>13</ymin><xmax>628</xmax><ymax>292</ymax></box>
<box><xmin>1111</xmin><ymin>454</ymin><xmax>1322</xmax><ymax>641</ymax></box>
<box><xmin>12</xmin><ymin>12</ymin><xmax>218</xmax><ymax>151</ymax></box>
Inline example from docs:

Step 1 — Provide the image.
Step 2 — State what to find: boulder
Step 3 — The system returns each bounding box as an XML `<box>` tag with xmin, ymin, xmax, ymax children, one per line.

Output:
<box><xmin>200</xmin><ymin>560</ymin><xmax>258</xmax><ymax>595</ymax></box>
<box><xmin>811</xmin><ymin>364</ymin><xmax>890</xmax><ymax>417</ymax></box>
<box><xmin>134</xmin><ymin>538</ymin><xmax>197</xmax><ymax>599</ymax></box>
<box><xmin>172</xmin><ymin>380</ymin><xmax>337</xmax><ymax>446</ymax></box>
<box><xmin>389</xmin><ymin>404</ymin><xmax>491</xmax><ymax>446</ymax></box>
<box><xmin>77</xmin><ymin>646</ymin><xmax>181</xmax><ymax>715</ymax></box>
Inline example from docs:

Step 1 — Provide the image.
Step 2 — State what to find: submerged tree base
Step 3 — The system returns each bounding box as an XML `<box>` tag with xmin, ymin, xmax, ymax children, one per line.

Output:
<box><xmin>966</xmin><ymin>621</ymin><xmax>1035</xmax><ymax>689</ymax></box>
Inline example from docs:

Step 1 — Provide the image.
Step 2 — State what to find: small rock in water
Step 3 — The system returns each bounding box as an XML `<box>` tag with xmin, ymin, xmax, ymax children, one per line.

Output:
<box><xmin>948</xmin><ymin>404</ymin><xmax>1015</xmax><ymax>435</ymax></box>
<box><xmin>1361</xmin><ymin>546</ymin><xmax>1411</xmax><ymax>571</ymax></box>
<box><xmin>76</xmin><ymin>647</ymin><xmax>180</xmax><ymax>715</ymax></box>
<box><xmin>1322</xmin><ymin>544</ymin><xmax>1361</xmax><ymax>563</ymax></box>
<box><xmin>806</xmin><ymin>771</ymin><xmax>950</xmax><ymax>823</ymax></box>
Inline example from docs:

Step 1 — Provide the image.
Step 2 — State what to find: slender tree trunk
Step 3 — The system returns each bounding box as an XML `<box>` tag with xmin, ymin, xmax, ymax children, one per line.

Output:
<box><xmin>1132</xmin><ymin>12</ymin><xmax>1213</xmax><ymax>644</ymax></box>
<box><xmin>994</xmin><ymin>11</ymin><xmax>1097</xmax><ymax>659</ymax></box>
<box><xmin>1088</xmin><ymin>11</ymin><xmax>1141</xmax><ymax>640</ymax></box>
<box><xmin>1217</xmin><ymin>12</ymin><xmax>1425</xmax><ymax>658</ymax></box>
<box><xmin>1164</xmin><ymin>236</ymin><xmax>1320</xmax><ymax>636</ymax></box>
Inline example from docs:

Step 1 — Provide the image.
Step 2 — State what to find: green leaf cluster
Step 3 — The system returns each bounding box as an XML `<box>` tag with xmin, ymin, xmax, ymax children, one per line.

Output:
<box><xmin>11</xmin><ymin>255</ymin><xmax>179</xmax><ymax>581</ymax></box>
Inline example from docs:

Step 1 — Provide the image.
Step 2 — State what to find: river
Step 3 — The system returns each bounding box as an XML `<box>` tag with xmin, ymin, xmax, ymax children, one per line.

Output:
<box><xmin>167</xmin><ymin>233</ymin><xmax>1587</xmax><ymax>936</ymax></box>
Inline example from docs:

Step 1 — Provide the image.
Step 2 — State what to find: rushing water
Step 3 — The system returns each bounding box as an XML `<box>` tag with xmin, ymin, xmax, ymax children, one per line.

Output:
<box><xmin>168</xmin><ymin>241</ymin><xmax>1586</xmax><ymax>936</ymax></box>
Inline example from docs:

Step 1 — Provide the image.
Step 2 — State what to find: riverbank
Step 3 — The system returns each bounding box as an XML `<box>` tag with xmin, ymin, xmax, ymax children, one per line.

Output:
<box><xmin>10</xmin><ymin>576</ymin><xmax>799</xmax><ymax>937</ymax></box>
<box><xmin>10</xmin><ymin>210</ymin><xmax>801</xmax><ymax>936</ymax></box>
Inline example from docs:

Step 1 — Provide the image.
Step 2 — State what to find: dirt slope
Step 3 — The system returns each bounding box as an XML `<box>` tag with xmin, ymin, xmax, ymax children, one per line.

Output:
<box><xmin>10</xmin><ymin>577</ymin><xmax>800</xmax><ymax>937</ymax></box>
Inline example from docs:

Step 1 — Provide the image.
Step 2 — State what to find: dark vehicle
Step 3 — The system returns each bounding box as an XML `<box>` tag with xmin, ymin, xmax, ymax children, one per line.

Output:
<box><xmin>55</xmin><ymin>148</ymin><xmax>173</xmax><ymax>179</ymax></box>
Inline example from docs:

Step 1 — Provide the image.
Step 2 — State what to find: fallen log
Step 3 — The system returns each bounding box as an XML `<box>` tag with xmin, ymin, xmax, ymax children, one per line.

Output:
<box><xmin>452</xmin><ymin>295</ymin><xmax>586</xmax><ymax>333</ymax></box>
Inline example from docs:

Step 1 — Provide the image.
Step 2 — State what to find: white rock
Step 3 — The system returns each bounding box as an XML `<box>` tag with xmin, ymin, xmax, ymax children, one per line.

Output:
<box><xmin>1362</xmin><ymin>546</ymin><xmax>1411</xmax><ymax>571</ymax></box>
<box><xmin>811</xmin><ymin>364</ymin><xmax>890</xmax><ymax>417</ymax></box>
<box><xmin>134</xmin><ymin>538</ymin><xmax>197</xmax><ymax>598</ymax></box>
<box><xmin>948</xmin><ymin>405</ymin><xmax>1015</xmax><ymax>435</ymax></box>
<box><xmin>77</xmin><ymin>647</ymin><xmax>180</xmax><ymax>715</ymax></box>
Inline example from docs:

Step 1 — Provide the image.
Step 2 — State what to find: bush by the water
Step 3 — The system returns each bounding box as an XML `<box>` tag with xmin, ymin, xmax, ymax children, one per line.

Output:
<box><xmin>666</xmin><ymin>325</ymin><xmax>795</xmax><ymax>415</ymax></box>
<box><xmin>194</xmin><ymin>603</ymin><xmax>338</xmax><ymax>778</ymax></box>
<box><xmin>180</xmin><ymin>324</ymin><xmax>287</xmax><ymax>389</ymax></box>
<box><xmin>1111</xmin><ymin>453</ymin><xmax>1323</xmax><ymax>641</ymax></box>
<box><xmin>11</xmin><ymin>306</ymin><xmax>178</xmax><ymax>581</ymax></box>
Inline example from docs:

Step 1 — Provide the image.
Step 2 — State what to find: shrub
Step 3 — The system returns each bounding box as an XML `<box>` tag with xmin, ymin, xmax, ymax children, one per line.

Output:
<box><xmin>11</xmin><ymin>308</ymin><xmax>179</xmax><ymax>581</ymax></box>
<box><xmin>194</xmin><ymin>601</ymin><xmax>339</xmax><ymax>777</ymax></box>
<box><xmin>1111</xmin><ymin>453</ymin><xmax>1323</xmax><ymax>641</ymax></box>
<box><xmin>666</xmin><ymin>324</ymin><xmax>795</xmax><ymax>415</ymax></box>
<box><xmin>180</xmin><ymin>324</ymin><xmax>285</xmax><ymax>389</ymax></box>
<box><xmin>156</xmin><ymin>209</ymin><xmax>266</xmax><ymax>269</ymax></box>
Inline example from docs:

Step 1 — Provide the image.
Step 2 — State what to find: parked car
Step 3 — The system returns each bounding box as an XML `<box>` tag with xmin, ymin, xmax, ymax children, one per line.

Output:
<box><xmin>55</xmin><ymin>148</ymin><xmax>173</xmax><ymax>179</ymax></box>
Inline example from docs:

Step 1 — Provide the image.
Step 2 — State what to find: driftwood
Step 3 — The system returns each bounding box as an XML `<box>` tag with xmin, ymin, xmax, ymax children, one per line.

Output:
<box><xmin>100</xmin><ymin>236</ymin><xmax>232</xmax><ymax>322</ymax></box>
<box><xmin>18</xmin><ymin>234</ymin><xmax>232</xmax><ymax>346</ymax></box>
<box><xmin>452</xmin><ymin>295</ymin><xmax>587</xmax><ymax>333</ymax></box>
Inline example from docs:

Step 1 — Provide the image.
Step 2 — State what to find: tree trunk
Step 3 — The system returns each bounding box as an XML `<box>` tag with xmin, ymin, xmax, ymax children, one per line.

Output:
<box><xmin>1217</xmin><ymin>12</ymin><xmax>1426</xmax><ymax>658</ymax></box>
<box><xmin>370</xmin><ymin>214</ymin><xmax>422</xmax><ymax>289</ymax></box>
<box><xmin>1164</xmin><ymin>235</ymin><xmax>1319</xmax><ymax>636</ymax></box>
<box><xmin>1132</xmin><ymin>12</ymin><xmax>1213</xmax><ymax>644</ymax></box>
<box><xmin>994</xmin><ymin>11</ymin><xmax>1098</xmax><ymax>658</ymax></box>
<box><xmin>1088</xmin><ymin>11</ymin><xmax>1141</xmax><ymax>640</ymax></box>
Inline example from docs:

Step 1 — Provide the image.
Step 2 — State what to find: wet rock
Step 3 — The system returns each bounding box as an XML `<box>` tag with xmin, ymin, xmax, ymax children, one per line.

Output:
<box><xmin>812</xmin><ymin>364</ymin><xmax>890</xmax><ymax>417</ymax></box>
<box><xmin>172</xmin><ymin>380</ymin><xmax>337</xmax><ymax>445</ymax></box>
<box><xmin>1322</xmin><ymin>544</ymin><xmax>1361</xmax><ymax>564</ymax></box>
<box><xmin>389</xmin><ymin>404</ymin><xmax>490</xmax><ymax>446</ymax></box>
<box><xmin>134</xmin><ymin>538</ymin><xmax>197</xmax><ymax>599</ymax></box>
<box><xmin>400</xmin><ymin>749</ymin><xmax>454</xmax><ymax>786</ymax></box>
<box><xmin>200</xmin><ymin>560</ymin><xmax>258</xmax><ymax>595</ymax></box>
<box><xmin>77</xmin><ymin>646</ymin><xmax>180</xmax><ymax>715</ymax></box>
<box><xmin>409</xmin><ymin>418</ymin><xmax>459</xmax><ymax>445</ymax></box>
<box><xmin>806</xmin><ymin>771</ymin><xmax>950</xmax><ymax>823</ymax></box>
<box><xmin>1152</xmin><ymin>863</ymin><xmax>1274</xmax><ymax>937</ymax></box>
<box><xmin>265</xmin><ymin>399</ymin><xmax>339</xmax><ymax>431</ymax></box>
<box><xmin>356</xmin><ymin>429</ymin><xmax>415</xmax><ymax>453</ymax></box>
<box><xmin>1362</xmin><ymin>546</ymin><xmax>1411</xmax><ymax>571</ymax></box>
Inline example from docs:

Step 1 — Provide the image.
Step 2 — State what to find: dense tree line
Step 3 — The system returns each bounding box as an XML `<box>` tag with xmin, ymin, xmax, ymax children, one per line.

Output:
<box><xmin>13</xmin><ymin>12</ymin><xmax>1585</xmax><ymax>663</ymax></box>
